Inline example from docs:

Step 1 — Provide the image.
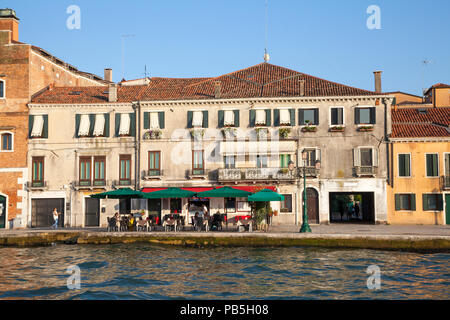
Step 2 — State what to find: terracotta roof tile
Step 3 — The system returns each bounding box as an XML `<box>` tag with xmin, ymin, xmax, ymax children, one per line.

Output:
<box><xmin>391</xmin><ymin>107</ymin><xmax>450</xmax><ymax>138</ymax></box>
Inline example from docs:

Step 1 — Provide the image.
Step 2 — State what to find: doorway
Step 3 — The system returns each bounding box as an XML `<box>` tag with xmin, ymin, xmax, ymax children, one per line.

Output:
<box><xmin>0</xmin><ymin>195</ymin><xmax>6</xmax><ymax>229</ymax></box>
<box><xmin>148</xmin><ymin>198</ymin><xmax>161</xmax><ymax>225</ymax></box>
<box><xmin>329</xmin><ymin>192</ymin><xmax>375</xmax><ymax>223</ymax></box>
<box><xmin>31</xmin><ymin>198</ymin><xmax>65</xmax><ymax>228</ymax></box>
<box><xmin>85</xmin><ymin>198</ymin><xmax>100</xmax><ymax>227</ymax></box>
<box><xmin>303</xmin><ymin>188</ymin><xmax>319</xmax><ymax>224</ymax></box>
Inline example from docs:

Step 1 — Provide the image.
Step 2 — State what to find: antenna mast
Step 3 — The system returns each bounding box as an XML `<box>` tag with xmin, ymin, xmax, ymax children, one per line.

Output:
<box><xmin>263</xmin><ymin>0</ymin><xmax>270</xmax><ymax>63</ymax></box>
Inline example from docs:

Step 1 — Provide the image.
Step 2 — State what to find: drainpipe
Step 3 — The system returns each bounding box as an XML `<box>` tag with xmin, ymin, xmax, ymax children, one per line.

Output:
<box><xmin>133</xmin><ymin>101</ymin><xmax>141</xmax><ymax>191</ymax></box>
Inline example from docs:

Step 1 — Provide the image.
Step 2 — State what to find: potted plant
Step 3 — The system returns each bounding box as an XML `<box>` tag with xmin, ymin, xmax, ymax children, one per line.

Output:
<box><xmin>279</xmin><ymin>128</ymin><xmax>291</xmax><ymax>139</ymax></box>
<box><xmin>358</xmin><ymin>125</ymin><xmax>374</xmax><ymax>132</ymax></box>
<box><xmin>190</xmin><ymin>128</ymin><xmax>205</xmax><ymax>139</ymax></box>
<box><xmin>143</xmin><ymin>129</ymin><xmax>162</xmax><ymax>140</ymax></box>
<box><xmin>330</xmin><ymin>126</ymin><xmax>345</xmax><ymax>132</ymax></box>
<box><xmin>222</xmin><ymin>127</ymin><xmax>237</xmax><ymax>139</ymax></box>
<box><xmin>273</xmin><ymin>210</ymin><xmax>278</xmax><ymax>217</ymax></box>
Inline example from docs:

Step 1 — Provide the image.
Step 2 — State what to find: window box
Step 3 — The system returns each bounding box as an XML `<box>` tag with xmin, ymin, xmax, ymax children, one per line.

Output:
<box><xmin>329</xmin><ymin>126</ymin><xmax>345</xmax><ymax>132</ymax></box>
<box><xmin>279</xmin><ymin>128</ymin><xmax>291</xmax><ymax>139</ymax></box>
<box><xmin>301</xmin><ymin>125</ymin><xmax>317</xmax><ymax>132</ymax></box>
<box><xmin>358</xmin><ymin>125</ymin><xmax>374</xmax><ymax>132</ymax></box>
<box><xmin>143</xmin><ymin>129</ymin><xmax>162</xmax><ymax>140</ymax></box>
<box><xmin>222</xmin><ymin>127</ymin><xmax>237</xmax><ymax>139</ymax></box>
<box><xmin>190</xmin><ymin>129</ymin><xmax>205</xmax><ymax>139</ymax></box>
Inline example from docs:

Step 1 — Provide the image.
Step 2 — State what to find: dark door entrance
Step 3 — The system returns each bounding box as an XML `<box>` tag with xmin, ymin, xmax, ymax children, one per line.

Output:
<box><xmin>303</xmin><ymin>188</ymin><xmax>319</xmax><ymax>224</ymax></box>
<box><xmin>446</xmin><ymin>194</ymin><xmax>450</xmax><ymax>225</ymax></box>
<box><xmin>31</xmin><ymin>198</ymin><xmax>65</xmax><ymax>228</ymax></box>
<box><xmin>85</xmin><ymin>198</ymin><xmax>100</xmax><ymax>227</ymax></box>
<box><xmin>119</xmin><ymin>198</ymin><xmax>131</xmax><ymax>215</ymax></box>
<box><xmin>329</xmin><ymin>192</ymin><xmax>375</xmax><ymax>223</ymax></box>
<box><xmin>148</xmin><ymin>199</ymin><xmax>161</xmax><ymax>225</ymax></box>
<box><xmin>0</xmin><ymin>195</ymin><xmax>6</xmax><ymax>229</ymax></box>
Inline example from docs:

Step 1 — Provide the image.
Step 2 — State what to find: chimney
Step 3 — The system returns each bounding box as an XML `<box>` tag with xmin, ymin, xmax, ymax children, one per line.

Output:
<box><xmin>108</xmin><ymin>83</ymin><xmax>117</xmax><ymax>102</ymax></box>
<box><xmin>214</xmin><ymin>81</ymin><xmax>221</xmax><ymax>99</ymax></box>
<box><xmin>374</xmin><ymin>71</ymin><xmax>382</xmax><ymax>93</ymax></box>
<box><xmin>299</xmin><ymin>80</ymin><xmax>305</xmax><ymax>96</ymax></box>
<box><xmin>0</xmin><ymin>9</ymin><xmax>19</xmax><ymax>42</ymax></box>
<box><xmin>104</xmin><ymin>68</ymin><xmax>113</xmax><ymax>82</ymax></box>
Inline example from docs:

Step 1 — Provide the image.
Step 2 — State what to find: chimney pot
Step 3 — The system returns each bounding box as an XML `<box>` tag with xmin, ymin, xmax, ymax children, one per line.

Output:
<box><xmin>374</xmin><ymin>71</ymin><xmax>382</xmax><ymax>93</ymax></box>
<box><xmin>108</xmin><ymin>83</ymin><xmax>118</xmax><ymax>102</ymax></box>
<box><xmin>214</xmin><ymin>81</ymin><xmax>221</xmax><ymax>99</ymax></box>
<box><xmin>104</xmin><ymin>68</ymin><xmax>113</xmax><ymax>82</ymax></box>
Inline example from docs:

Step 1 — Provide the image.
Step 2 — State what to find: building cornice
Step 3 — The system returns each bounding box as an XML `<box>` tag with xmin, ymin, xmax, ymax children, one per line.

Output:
<box><xmin>28</xmin><ymin>103</ymin><xmax>132</xmax><ymax>109</ymax></box>
<box><xmin>389</xmin><ymin>137</ymin><xmax>450</xmax><ymax>143</ymax></box>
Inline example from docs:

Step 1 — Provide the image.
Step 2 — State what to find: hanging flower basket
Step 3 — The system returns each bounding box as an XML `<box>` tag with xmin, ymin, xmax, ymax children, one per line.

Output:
<box><xmin>279</xmin><ymin>128</ymin><xmax>291</xmax><ymax>139</ymax></box>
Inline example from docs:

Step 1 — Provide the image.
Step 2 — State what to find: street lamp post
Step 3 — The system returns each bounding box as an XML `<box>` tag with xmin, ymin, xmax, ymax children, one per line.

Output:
<box><xmin>299</xmin><ymin>151</ymin><xmax>311</xmax><ymax>233</ymax></box>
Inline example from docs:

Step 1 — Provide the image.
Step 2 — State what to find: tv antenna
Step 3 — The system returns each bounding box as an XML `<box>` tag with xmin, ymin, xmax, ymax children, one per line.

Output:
<box><xmin>421</xmin><ymin>59</ymin><xmax>434</xmax><ymax>95</ymax></box>
<box><xmin>121</xmin><ymin>34</ymin><xmax>135</xmax><ymax>80</ymax></box>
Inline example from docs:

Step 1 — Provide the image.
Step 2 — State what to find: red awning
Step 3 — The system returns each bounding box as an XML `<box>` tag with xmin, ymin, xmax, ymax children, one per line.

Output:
<box><xmin>141</xmin><ymin>186</ymin><xmax>277</xmax><ymax>194</ymax></box>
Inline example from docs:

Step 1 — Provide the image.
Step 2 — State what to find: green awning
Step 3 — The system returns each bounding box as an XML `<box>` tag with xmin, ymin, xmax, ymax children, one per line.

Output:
<box><xmin>142</xmin><ymin>187</ymin><xmax>197</xmax><ymax>199</ymax></box>
<box><xmin>196</xmin><ymin>187</ymin><xmax>253</xmax><ymax>198</ymax></box>
<box><xmin>90</xmin><ymin>188</ymin><xmax>144</xmax><ymax>199</ymax></box>
<box><xmin>248</xmin><ymin>189</ymin><xmax>284</xmax><ymax>202</ymax></box>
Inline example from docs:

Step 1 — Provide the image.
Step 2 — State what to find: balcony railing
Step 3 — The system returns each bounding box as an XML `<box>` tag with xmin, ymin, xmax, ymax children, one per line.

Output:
<box><xmin>26</xmin><ymin>181</ymin><xmax>48</xmax><ymax>190</ymax></box>
<box><xmin>143</xmin><ymin>169</ymin><xmax>164</xmax><ymax>179</ymax></box>
<box><xmin>218</xmin><ymin>167</ymin><xmax>319</xmax><ymax>181</ymax></box>
<box><xmin>353</xmin><ymin>166</ymin><xmax>377</xmax><ymax>177</ymax></box>
<box><xmin>188</xmin><ymin>169</ymin><xmax>209</xmax><ymax>179</ymax></box>
<box><xmin>298</xmin><ymin>167</ymin><xmax>320</xmax><ymax>178</ymax></box>
<box><xmin>218</xmin><ymin>168</ymin><xmax>242</xmax><ymax>181</ymax></box>
<box><xmin>112</xmin><ymin>179</ymin><xmax>135</xmax><ymax>188</ymax></box>
<box><xmin>73</xmin><ymin>180</ymin><xmax>108</xmax><ymax>190</ymax></box>
<box><xmin>441</xmin><ymin>176</ymin><xmax>450</xmax><ymax>190</ymax></box>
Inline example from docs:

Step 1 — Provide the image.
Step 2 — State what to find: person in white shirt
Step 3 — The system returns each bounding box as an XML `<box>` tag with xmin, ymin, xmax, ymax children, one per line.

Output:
<box><xmin>51</xmin><ymin>208</ymin><xmax>61</xmax><ymax>229</ymax></box>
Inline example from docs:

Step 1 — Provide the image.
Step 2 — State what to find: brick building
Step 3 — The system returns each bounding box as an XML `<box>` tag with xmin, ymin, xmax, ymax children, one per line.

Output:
<box><xmin>0</xmin><ymin>8</ymin><xmax>106</xmax><ymax>229</ymax></box>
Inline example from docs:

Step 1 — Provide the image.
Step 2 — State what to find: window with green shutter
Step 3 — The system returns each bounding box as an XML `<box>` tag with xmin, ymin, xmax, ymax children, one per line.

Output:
<box><xmin>426</xmin><ymin>154</ymin><xmax>439</xmax><ymax>177</ymax></box>
<box><xmin>395</xmin><ymin>194</ymin><xmax>415</xmax><ymax>211</ymax></box>
<box><xmin>398</xmin><ymin>154</ymin><xmax>411</xmax><ymax>177</ymax></box>
<box><xmin>280</xmin><ymin>154</ymin><xmax>291</xmax><ymax>168</ymax></box>
<box><xmin>423</xmin><ymin>194</ymin><xmax>443</xmax><ymax>211</ymax></box>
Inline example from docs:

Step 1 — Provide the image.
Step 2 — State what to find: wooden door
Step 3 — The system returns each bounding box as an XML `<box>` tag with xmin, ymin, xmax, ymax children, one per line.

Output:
<box><xmin>303</xmin><ymin>188</ymin><xmax>319</xmax><ymax>224</ymax></box>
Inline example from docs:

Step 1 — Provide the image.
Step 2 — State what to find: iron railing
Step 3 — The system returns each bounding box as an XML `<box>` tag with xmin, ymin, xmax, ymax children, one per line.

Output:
<box><xmin>353</xmin><ymin>166</ymin><xmax>377</xmax><ymax>177</ymax></box>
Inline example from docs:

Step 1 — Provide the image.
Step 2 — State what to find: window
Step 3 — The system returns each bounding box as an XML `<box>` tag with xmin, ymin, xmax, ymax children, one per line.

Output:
<box><xmin>224</xmin><ymin>155</ymin><xmax>236</xmax><ymax>169</ymax></box>
<box><xmin>0</xmin><ymin>80</ymin><xmax>4</xmax><ymax>98</ymax></box>
<box><xmin>355</xmin><ymin>107</ymin><xmax>375</xmax><ymax>125</ymax></box>
<box><xmin>29</xmin><ymin>115</ymin><xmax>48</xmax><ymax>139</ymax></box>
<box><xmin>1</xmin><ymin>133</ymin><xmax>12</xmax><ymax>151</ymax></box>
<box><xmin>445</xmin><ymin>153</ymin><xmax>450</xmax><ymax>175</ymax></box>
<box><xmin>32</xmin><ymin>157</ymin><xmax>44</xmax><ymax>187</ymax></box>
<box><xmin>143</xmin><ymin>111</ymin><xmax>164</xmax><ymax>130</ymax></box>
<box><xmin>303</xmin><ymin>149</ymin><xmax>316</xmax><ymax>167</ymax></box>
<box><xmin>224</xmin><ymin>110</ymin><xmax>235</xmax><ymax>126</ymax></box>
<box><xmin>299</xmin><ymin>109</ymin><xmax>318</xmax><ymax>125</ymax></box>
<box><xmin>148</xmin><ymin>151</ymin><xmax>161</xmax><ymax>176</ymax></box>
<box><xmin>93</xmin><ymin>157</ymin><xmax>106</xmax><ymax>186</ymax></box>
<box><xmin>256</xmin><ymin>155</ymin><xmax>268</xmax><ymax>168</ymax></box>
<box><xmin>395</xmin><ymin>194</ymin><xmax>416</xmax><ymax>211</ymax></box>
<box><xmin>118</xmin><ymin>113</ymin><xmax>131</xmax><ymax>136</ymax></box>
<box><xmin>281</xmin><ymin>194</ymin><xmax>292</xmax><ymax>212</ymax></box>
<box><xmin>330</xmin><ymin>107</ymin><xmax>344</xmax><ymax>126</ymax></box>
<box><xmin>79</xmin><ymin>157</ymin><xmax>92</xmax><ymax>186</ymax></box>
<box><xmin>119</xmin><ymin>155</ymin><xmax>132</xmax><ymax>185</ymax></box>
<box><xmin>280</xmin><ymin>154</ymin><xmax>291</xmax><ymax>168</ymax></box>
<box><xmin>78</xmin><ymin>114</ymin><xmax>91</xmax><ymax>137</ymax></box>
<box><xmin>192</xmin><ymin>111</ymin><xmax>203</xmax><ymax>127</ymax></box>
<box><xmin>192</xmin><ymin>150</ymin><xmax>204</xmax><ymax>175</ymax></box>
<box><xmin>188</xmin><ymin>111</ymin><xmax>208</xmax><ymax>128</ymax></box>
<box><xmin>93</xmin><ymin>114</ymin><xmax>105</xmax><ymax>137</ymax></box>
<box><xmin>279</xmin><ymin>109</ymin><xmax>291</xmax><ymax>125</ymax></box>
<box><xmin>422</xmin><ymin>194</ymin><xmax>443</xmax><ymax>211</ymax></box>
<box><xmin>426</xmin><ymin>154</ymin><xmax>439</xmax><ymax>177</ymax></box>
<box><xmin>360</xmin><ymin>148</ymin><xmax>373</xmax><ymax>167</ymax></box>
<box><xmin>398</xmin><ymin>154</ymin><xmax>411</xmax><ymax>177</ymax></box>
<box><xmin>219</xmin><ymin>110</ymin><xmax>239</xmax><ymax>127</ymax></box>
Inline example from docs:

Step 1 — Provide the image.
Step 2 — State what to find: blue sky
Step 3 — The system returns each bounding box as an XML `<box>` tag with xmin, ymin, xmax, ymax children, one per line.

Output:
<box><xmin>4</xmin><ymin>0</ymin><xmax>450</xmax><ymax>95</ymax></box>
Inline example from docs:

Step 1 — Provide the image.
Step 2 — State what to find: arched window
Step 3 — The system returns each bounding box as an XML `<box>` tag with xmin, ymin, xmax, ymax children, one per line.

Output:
<box><xmin>1</xmin><ymin>133</ymin><xmax>12</xmax><ymax>151</ymax></box>
<box><xmin>0</xmin><ymin>80</ymin><xmax>4</xmax><ymax>98</ymax></box>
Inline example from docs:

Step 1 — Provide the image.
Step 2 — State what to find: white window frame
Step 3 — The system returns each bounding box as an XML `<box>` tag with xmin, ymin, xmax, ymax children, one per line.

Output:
<box><xmin>298</xmin><ymin>107</ymin><xmax>319</xmax><ymax>127</ymax></box>
<box><xmin>329</xmin><ymin>106</ymin><xmax>345</xmax><ymax>127</ymax></box>
<box><xmin>353</xmin><ymin>146</ymin><xmax>378</xmax><ymax>167</ymax></box>
<box><xmin>300</xmin><ymin>147</ymin><xmax>321</xmax><ymax>166</ymax></box>
<box><xmin>425</xmin><ymin>153</ymin><xmax>439</xmax><ymax>178</ymax></box>
<box><xmin>0</xmin><ymin>79</ymin><xmax>5</xmax><ymax>99</ymax></box>
<box><xmin>355</xmin><ymin>105</ymin><xmax>375</xmax><ymax>127</ymax></box>
<box><xmin>397</xmin><ymin>153</ymin><xmax>412</xmax><ymax>178</ymax></box>
<box><xmin>0</xmin><ymin>131</ymin><xmax>14</xmax><ymax>152</ymax></box>
<box><xmin>280</xmin><ymin>193</ymin><xmax>293</xmax><ymax>213</ymax></box>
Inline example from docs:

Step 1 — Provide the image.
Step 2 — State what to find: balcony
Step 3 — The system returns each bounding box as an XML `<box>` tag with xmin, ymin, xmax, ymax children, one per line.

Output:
<box><xmin>218</xmin><ymin>168</ymin><xmax>242</xmax><ymax>181</ymax></box>
<box><xmin>218</xmin><ymin>168</ymin><xmax>298</xmax><ymax>182</ymax></box>
<box><xmin>142</xmin><ymin>169</ymin><xmax>163</xmax><ymax>180</ymax></box>
<box><xmin>353</xmin><ymin>166</ymin><xmax>377</xmax><ymax>177</ymax></box>
<box><xmin>112</xmin><ymin>179</ymin><xmax>135</xmax><ymax>188</ymax></box>
<box><xmin>73</xmin><ymin>180</ymin><xmax>108</xmax><ymax>190</ymax></box>
<box><xmin>26</xmin><ymin>181</ymin><xmax>48</xmax><ymax>191</ymax></box>
<box><xmin>441</xmin><ymin>176</ymin><xmax>450</xmax><ymax>190</ymax></box>
<box><xmin>187</xmin><ymin>169</ymin><xmax>209</xmax><ymax>180</ymax></box>
<box><xmin>298</xmin><ymin>167</ymin><xmax>320</xmax><ymax>178</ymax></box>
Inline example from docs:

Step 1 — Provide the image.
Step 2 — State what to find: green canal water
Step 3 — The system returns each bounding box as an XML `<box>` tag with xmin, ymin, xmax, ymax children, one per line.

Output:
<box><xmin>0</xmin><ymin>244</ymin><xmax>448</xmax><ymax>299</ymax></box>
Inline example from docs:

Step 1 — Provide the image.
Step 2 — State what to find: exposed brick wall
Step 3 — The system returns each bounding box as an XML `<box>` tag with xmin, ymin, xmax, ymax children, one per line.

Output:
<box><xmin>0</xmin><ymin>171</ymin><xmax>24</xmax><ymax>223</ymax></box>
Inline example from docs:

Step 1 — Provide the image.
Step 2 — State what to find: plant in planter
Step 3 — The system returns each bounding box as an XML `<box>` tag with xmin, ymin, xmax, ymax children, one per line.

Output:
<box><xmin>143</xmin><ymin>129</ymin><xmax>162</xmax><ymax>140</ymax></box>
<box><xmin>255</xmin><ymin>127</ymin><xmax>268</xmax><ymax>139</ymax></box>
<box><xmin>279</xmin><ymin>128</ymin><xmax>291</xmax><ymax>139</ymax></box>
<box><xmin>358</xmin><ymin>125</ymin><xmax>374</xmax><ymax>132</ymax></box>
<box><xmin>330</xmin><ymin>126</ymin><xmax>345</xmax><ymax>132</ymax></box>
<box><xmin>190</xmin><ymin>128</ymin><xmax>205</xmax><ymax>139</ymax></box>
<box><xmin>300</xmin><ymin>120</ymin><xmax>317</xmax><ymax>132</ymax></box>
<box><xmin>222</xmin><ymin>127</ymin><xmax>237</xmax><ymax>139</ymax></box>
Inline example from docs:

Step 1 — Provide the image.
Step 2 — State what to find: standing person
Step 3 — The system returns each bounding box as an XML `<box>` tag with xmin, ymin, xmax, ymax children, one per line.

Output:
<box><xmin>51</xmin><ymin>208</ymin><xmax>61</xmax><ymax>229</ymax></box>
<box><xmin>202</xmin><ymin>204</ymin><xmax>208</xmax><ymax>218</ymax></box>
